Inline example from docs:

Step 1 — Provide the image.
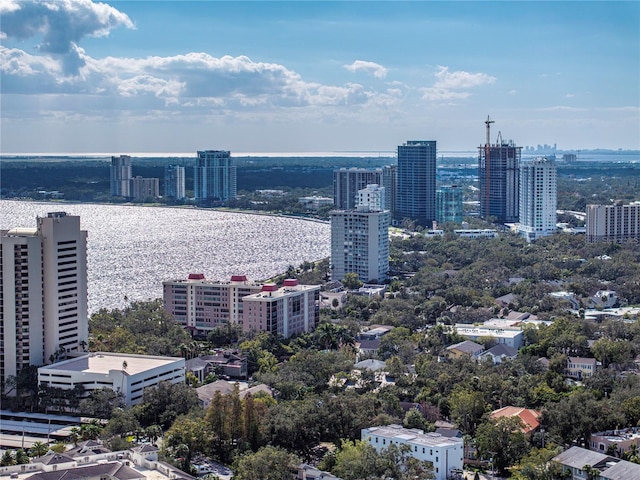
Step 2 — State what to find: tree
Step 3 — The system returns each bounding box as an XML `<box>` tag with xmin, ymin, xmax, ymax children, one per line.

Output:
<box><xmin>475</xmin><ymin>416</ymin><xmax>529</xmax><ymax>476</ymax></box>
<box><xmin>29</xmin><ymin>441</ymin><xmax>49</xmax><ymax>458</ymax></box>
<box><xmin>342</xmin><ymin>272</ymin><xmax>363</xmax><ymax>290</ymax></box>
<box><xmin>233</xmin><ymin>445</ymin><xmax>300</xmax><ymax>480</ymax></box>
<box><xmin>15</xmin><ymin>449</ymin><xmax>30</xmax><ymax>465</ymax></box>
<box><xmin>79</xmin><ymin>387</ymin><xmax>122</xmax><ymax>418</ymax></box>
<box><xmin>1</xmin><ymin>450</ymin><xmax>15</xmax><ymax>466</ymax></box>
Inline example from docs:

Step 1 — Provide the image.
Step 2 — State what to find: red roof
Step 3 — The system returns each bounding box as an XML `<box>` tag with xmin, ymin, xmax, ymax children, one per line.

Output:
<box><xmin>261</xmin><ymin>284</ymin><xmax>278</xmax><ymax>292</ymax></box>
<box><xmin>231</xmin><ymin>275</ymin><xmax>247</xmax><ymax>282</ymax></box>
<box><xmin>188</xmin><ymin>273</ymin><xmax>205</xmax><ymax>280</ymax></box>
<box><xmin>490</xmin><ymin>406</ymin><xmax>541</xmax><ymax>434</ymax></box>
<box><xmin>283</xmin><ymin>279</ymin><xmax>299</xmax><ymax>287</ymax></box>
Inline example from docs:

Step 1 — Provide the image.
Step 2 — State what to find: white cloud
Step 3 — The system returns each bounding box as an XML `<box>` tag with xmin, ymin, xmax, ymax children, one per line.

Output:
<box><xmin>420</xmin><ymin>87</ymin><xmax>471</xmax><ymax>102</ymax></box>
<box><xmin>0</xmin><ymin>0</ymin><xmax>134</xmax><ymax>75</ymax></box>
<box><xmin>565</xmin><ymin>93</ymin><xmax>575</xmax><ymax>98</ymax></box>
<box><xmin>433</xmin><ymin>65</ymin><xmax>495</xmax><ymax>89</ymax></box>
<box><xmin>344</xmin><ymin>60</ymin><xmax>388</xmax><ymax>79</ymax></box>
<box><xmin>508</xmin><ymin>89</ymin><xmax>517</xmax><ymax>95</ymax></box>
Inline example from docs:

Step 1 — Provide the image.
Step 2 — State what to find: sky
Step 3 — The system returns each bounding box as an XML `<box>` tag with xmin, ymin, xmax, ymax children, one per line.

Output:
<box><xmin>1</xmin><ymin>0</ymin><xmax>639</xmax><ymax>154</ymax></box>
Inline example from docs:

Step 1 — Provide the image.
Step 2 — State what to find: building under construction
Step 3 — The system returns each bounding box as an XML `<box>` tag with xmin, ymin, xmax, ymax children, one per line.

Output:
<box><xmin>478</xmin><ymin>117</ymin><xmax>521</xmax><ymax>223</ymax></box>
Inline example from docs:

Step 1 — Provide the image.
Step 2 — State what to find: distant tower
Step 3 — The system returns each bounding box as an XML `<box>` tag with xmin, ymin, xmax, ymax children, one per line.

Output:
<box><xmin>330</xmin><ymin>184</ymin><xmax>390</xmax><ymax>284</ymax></box>
<box><xmin>333</xmin><ymin>168</ymin><xmax>384</xmax><ymax>210</ymax></box>
<box><xmin>110</xmin><ymin>155</ymin><xmax>132</xmax><ymax>197</ymax></box>
<box><xmin>517</xmin><ymin>157</ymin><xmax>557</xmax><ymax>242</ymax></box>
<box><xmin>164</xmin><ymin>165</ymin><xmax>186</xmax><ymax>200</ymax></box>
<box><xmin>436</xmin><ymin>185</ymin><xmax>463</xmax><ymax>224</ymax></box>
<box><xmin>1</xmin><ymin>212</ymin><xmax>88</xmax><ymax>386</ymax></box>
<box><xmin>194</xmin><ymin>150</ymin><xmax>237</xmax><ymax>202</ymax></box>
<box><xmin>478</xmin><ymin>118</ymin><xmax>521</xmax><ymax>223</ymax></box>
<box><xmin>382</xmin><ymin>165</ymin><xmax>397</xmax><ymax>222</ymax></box>
<box><xmin>396</xmin><ymin>141</ymin><xmax>437</xmax><ymax>226</ymax></box>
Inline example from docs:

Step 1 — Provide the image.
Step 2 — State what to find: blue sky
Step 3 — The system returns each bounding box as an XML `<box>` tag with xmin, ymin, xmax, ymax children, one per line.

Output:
<box><xmin>1</xmin><ymin>0</ymin><xmax>638</xmax><ymax>154</ymax></box>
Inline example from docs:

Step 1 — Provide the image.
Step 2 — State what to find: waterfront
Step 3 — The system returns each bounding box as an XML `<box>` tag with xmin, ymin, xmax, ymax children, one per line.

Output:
<box><xmin>1</xmin><ymin>200</ymin><xmax>330</xmax><ymax>314</ymax></box>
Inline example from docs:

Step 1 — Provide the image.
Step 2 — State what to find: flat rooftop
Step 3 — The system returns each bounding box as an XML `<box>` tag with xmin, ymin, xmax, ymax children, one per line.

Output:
<box><xmin>365</xmin><ymin>425</ymin><xmax>463</xmax><ymax>447</ymax></box>
<box><xmin>40</xmin><ymin>353</ymin><xmax>182</xmax><ymax>375</ymax></box>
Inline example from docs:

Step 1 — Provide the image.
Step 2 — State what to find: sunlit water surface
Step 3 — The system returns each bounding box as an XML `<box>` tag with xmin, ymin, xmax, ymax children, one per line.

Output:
<box><xmin>2</xmin><ymin>200</ymin><xmax>330</xmax><ymax>314</ymax></box>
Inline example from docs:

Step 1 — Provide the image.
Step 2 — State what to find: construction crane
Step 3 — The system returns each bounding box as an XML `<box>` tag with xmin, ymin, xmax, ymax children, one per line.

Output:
<box><xmin>483</xmin><ymin>116</ymin><xmax>495</xmax><ymax>219</ymax></box>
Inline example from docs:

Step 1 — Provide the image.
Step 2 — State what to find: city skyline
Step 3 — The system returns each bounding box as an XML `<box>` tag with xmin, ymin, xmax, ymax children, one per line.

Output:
<box><xmin>1</xmin><ymin>1</ymin><xmax>639</xmax><ymax>154</ymax></box>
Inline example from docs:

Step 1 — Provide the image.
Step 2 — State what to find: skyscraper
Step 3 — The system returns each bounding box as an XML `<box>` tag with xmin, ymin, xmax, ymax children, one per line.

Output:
<box><xmin>110</xmin><ymin>155</ymin><xmax>132</xmax><ymax>197</ymax></box>
<box><xmin>517</xmin><ymin>157</ymin><xmax>557</xmax><ymax>242</ymax></box>
<box><xmin>130</xmin><ymin>176</ymin><xmax>160</xmax><ymax>201</ymax></box>
<box><xmin>396</xmin><ymin>141</ymin><xmax>437</xmax><ymax>227</ymax></box>
<box><xmin>1</xmin><ymin>212</ymin><xmax>88</xmax><ymax>386</ymax></box>
<box><xmin>382</xmin><ymin>165</ymin><xmax>397</xmax><ymax>221</ymax></box>
<box><xmin>194</xmin><ymin>150</ymin><xmax>237</xmax><ymax>202</ymax></box>
<box><xmin>586</xmin><ymin>202</ymin><xmax>640</xmax><ymax>243</ymax></box>
<box><xmin>330</xmin><ymin>184</ymin><xmax>390</xmax><ymax>284</ymax></box>
<box><xmin>164</xmin><ymin>165</ymin><xmax>186</xmax><ymax>200</ymax></box>
<box><xmin>333</xmin><ymin>168</ymin><xmax>384</xmax><ymax>210</ymax></box>
<box><xmin>436</xmin><ymin>185</ymin><xmax>463</xmax><ymax>224</ymax></box>
<box><xmin>478</xmin><ymin>118</ymin><xmax>521</xmax><ymax>223</ymax></box>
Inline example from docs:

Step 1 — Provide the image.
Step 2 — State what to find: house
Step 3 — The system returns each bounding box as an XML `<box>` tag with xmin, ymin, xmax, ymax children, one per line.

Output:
<box><xmin>566</xmin><ymin>356</ymin><xmax>598</xmax><ymax>380</ymax></box>
<box><xmin>590</xmin><ymin>290</ymin><xmax>619</xmax><ymax>309</ymax></box>
<box><xmin>361</xmin><ymin>424</ymin><xmax>464</xmax><ymax>480</ymax></box>
<box><xmin>479</xmin><ymin>344</ymin><xmax>518</xmax><ymax>364</ymax></box>
<box><xmin>359</xmin><ymin>325</ymin><xmax>394</xmax><ymax>340</ymax></box>
<box><xmin>297</xmin><ymin>464</ymin><xmax>343</xmax><ymax>479</ymax></box>
<box><xmin>185</xmin><ymin>350</ymin><xmax>248</xmax><ymax>382</ymax></box>
<box><xmin>356</xmin><ymin>338</ymin><xmax>381</xmax><ymax>359</ymax></box>
<box><xmin>196</xmin><ymin>380</ymin><xmax>272</xmax><ymax>408</ymax></box>
<box><xmin>453</xmin><ymin>324</ymin><xmax>524</xmax><ymax>349</ymax></box>
<box><xmin>490</xmin><ymin>406</ymin><xmax>542</xmax><ymax>436</ymax></box>
<box><xmin>590</xmin><ymin>428</ymin><xmax>640</xmax><ymax>456</ymax></box>
<box><xmin>494</xmin><ymin>293</ymin><xmax>518</xmax><ymax>309</ymax></box>
<box><xmin>446</xmin><ymin>340</ymin><xmax>484</xmax><ymax>360</ymax></box>
<box><xmin>552</xmin><ymin>446</ymin><xmax>640</xmax><ymax>480</ymax></box>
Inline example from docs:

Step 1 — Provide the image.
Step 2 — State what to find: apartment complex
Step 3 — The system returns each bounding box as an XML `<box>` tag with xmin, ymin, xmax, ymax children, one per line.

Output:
<box><xmin>361</xmin><ymin>424</ymin><xmax>464</xmax><ymax>480</ymax></box>
<box><xmin>330</xmin><ymin>185</ymin><xmax>390</xmax><ymax>284</ymax></box>
<box><xmin>242</xmin><ymin>279</ymin><xmax>321</xmax><ymax>338</ymax></box>
<box><xmin>333</xmin><ymin>168</ymin><xmax>384</xmax><ymax>210</ymax></box>
<box><xmin>517</xmin><ymin>157</ymin><xmax>557</xmax><ymax>242</ymax></box>
<box><xmin>194</xmin><ymin>150</ymin><xmax>237</xmax><ymax>202</ymax></box>
<box><xmin>436</xmin><ymin>185</ymin><xmax>463</xmax><ymax>224</ymax></box>
<box><xmin>164</xmin><ymin>165</ymin><xmax>186</xmax><ymax>199</ymax></box>
<box><xmin>586</xmin><ymin>202</ymin><xmax>640</xmax><ymax>243</ymax></box>
<box><xmin>1</xmin><ymin>212</ymin><xmax>88</xmax><ymax>385</ymax></box>
<box><xmin>38</xmin><ymin>353</ymin><xmax>185</xmax><ymax>406</ymax></box>
<box><xmin>110</xmin><ymin>155</ymin><xmax>132</xmax><ymax>197</ymax></box>
<box><xmin>163</xmin><ymin>274</ymin><xmax>263</xmax><ymax>335</ymax></box>
<box><xmin>478</xmin><ymin>120</ymin><xmax>521</xmax><ymax>223</ymax></box>
<box><xmin>130</xmin><ymin>176</ymin><xmax>160</xmax><ymax>201</ymax></box>
<box><xmin>396</xmin><ymin>140</ymin><xmax>437</xmax><ymax>227</ymax></box>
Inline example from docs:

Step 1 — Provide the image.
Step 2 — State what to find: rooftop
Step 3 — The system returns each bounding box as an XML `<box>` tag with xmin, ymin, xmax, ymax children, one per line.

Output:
<box><xmin>40</xmin><ymin>352</ymin><xmax>183</xmax><ymax>375</ymax></box>
<box><xmin>364</xmin><ymin>424</ymin><xmax>463</xmax><ymax>447</ymax></box>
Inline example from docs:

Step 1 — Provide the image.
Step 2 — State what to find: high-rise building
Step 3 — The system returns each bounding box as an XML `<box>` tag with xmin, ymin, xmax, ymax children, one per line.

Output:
<box><xmin>164</xmin><ymin>165</ymin><xmax>186</xmax><ymax>199</ymax></box>
<box><xmin>330</xmin><ymin>184</ymin><xmax>390</xmax><ymax>284</ymax></box>
<box><xmin>517</xmin><ymin>157</ymin><xmax>557</xmax><ymax>242</ymax></box>
<box><xmin>130</xmin><ymin>176</ymin><xmax>160</xmax><ymax>201</ymax></box>
<box><xmin>242</xmin><ymin>279</ymin><xmax>321</xmax><ymax>338</ymax></box>
<box><xmin>586</xmin><ymin>202</ymin><xmax>640</xmax><ymax>243</ymax></box>
<box><xmin>194</xmin><ymin>150</ymin><xmax>237</xmax><ymax>202</ymax></box>
<box><xmin>396</xmin><ymin>141</ymin><xmax>437</xmax><ymax>227</ymax></box>
<box><xmin>436</xmin><ymin>185</ymin><xmax>463</xmax><ymax>224</ymax></box>
<box><xmin>110</xmin><ymin>155</ymin><xmax>132</xmax><ymax>197</ymax></box>
<box><xmin>1</xmin><ymin>212</ymin><xmax>88</xmax><ymax>386</ymax></box>
<box><xmin>478</xmin><ymin>119</ymin><xmax>521</xmax><ymax>223</ymax></box>
<box><xmin>333</xmin><ymin>168</ymin><xmax>384</xmax><ymax>210</ymax></box>
<box><xmin>382</xmin><ymin>165</ymin><xmax>397</xmax><ymax>221</ymax></box>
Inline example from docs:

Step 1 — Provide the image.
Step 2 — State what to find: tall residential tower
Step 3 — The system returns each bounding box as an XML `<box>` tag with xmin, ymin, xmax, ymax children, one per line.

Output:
<box><xmin>194</xmin><ymin>150</ymin><xmax>237</xmax><ymax>202</ymax></box>
<box><xmin>517</xmin><ymin>157</ymin><xmax>557</xmax><ymax>242</ymax></box>
<box><xmin>1</xmin><ymin>212</ymin><xmax>88</xmax><ymax>386</ymax></box>
<box><xmin>110</xmin><ymin>155</ymin><xmax>132</xmax><ymax>197</ymax></box>
<box><xmin>164</xmin><ymin>165</ymin><xmax>186</xmax><ymax>200</ymax></box>
<box><xmin>396</xmin><ymin>141</ymin><xmax>437</xmax><ymax>227</ymax></box>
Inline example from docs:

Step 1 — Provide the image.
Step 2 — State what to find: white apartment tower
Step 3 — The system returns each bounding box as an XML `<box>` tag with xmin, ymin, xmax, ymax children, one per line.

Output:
<box><xmin>330</xmin><ymin>184</ymin><xmax>390</xmax><ymax>284</ymax></box>
<box><xmin>1</xmin><ymin>212</ymin><xmax>88</xmax><ymax>386</ymax></box>
<box><xmin>194</xmin><ymin>150</ymin><xmax>237</xmax><ymax>202</ymax></box>
<box><xmin>164</xmin><ymin>165</ymin><xmax>186</xmax><ymax>199</ymax></box>
<box><xmin>517</xmin><ymin>157</ymin><xmax>557</xmax><ymax>242</ymax></box>
<box><xmin>110</xmin><ymin>155</ymin><xmax>132</xmax><ymax>197</ymax></box>
<box><xmin>586</xmin><ymin>202</ymin><xmax>640</xmax><ymax>243</ymax></box>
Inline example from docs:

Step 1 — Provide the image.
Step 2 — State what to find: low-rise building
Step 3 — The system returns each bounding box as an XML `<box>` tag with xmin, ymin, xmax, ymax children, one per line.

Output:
<box><xmin>590</xmin><ymin>428</ymin><xmax>640</xmax><ymax>456</ymax></box>
<box><xmin>566</xmin><ymin>356</ymin><xmax>598</xmax><ymax>380</ymax></box>
<box><xmin>361</xmin><ymin>424</ymin><xmax>464</xmax><ymax>480</ymax></box>
<box><xmin>38</xmin><ymin>352</ymin><xmax>185</xmax><ymax>406</ymax></box>
<box><xmin>185</xmin><ymin>350</ymin><xmax>248</xmax><ymax>382</ymax></box>
<box><xmin>553</xmin><ymin>445</ymin><xmax>640</xmax><ymax>480</ymax></box>
<box><xmin>446</xmin><ymin>340</ymin><xmax>484</xmax><ymax>360</ymax></box>
<box><xmin>479</xmin><ymin>344</ymin><xmax>518</xmax><ymax>364</ymax></box>
<box><xmin>454</xmin><ymin>324</ymin><xmax>524</xmax><ymax>350</ymax></box>
<box><xmin>490</xmin><ymin>406</ymin><xmax>541</xmax><ymax>436</ymax></box>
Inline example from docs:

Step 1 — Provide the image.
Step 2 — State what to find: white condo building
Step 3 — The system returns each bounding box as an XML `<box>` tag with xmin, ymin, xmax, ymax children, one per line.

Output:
<box><xmin>164</xmin><ymin>165</ymin><xmax>186</xmax><ymax>199</ymax></box>
<box><xmin>1</xmin><ymin>212</ymin><xmax>88</xmax><ymax>385</ymax></box>
<box><xmin>517</xmin><ymin>157</ymin><xmax>557</xmax><ymax>242</ymax></box>
<box><xmin>330</xmin><ymin>184</ymin><xmax>390</xmax><ymax>284</ymax></box>
<box><xmin>586</xmin><ymin>202</ymin><xmax>640</xmax><ymax>243</ymax></box>
<box><xmin>194</xmin><ymin>150</ymin><xmax>237</xmax><ymax>202</ymax></box>
<box><xmin>110</xmin><ymin>155</ymin><xmax>132</xmax><ymax>197</ymax></box>
<box><xmin>38</xmin><ymin>352</ymin><xmax>185</xmax><ymax>406</ymax></box>
<box><xmin>362</xmin><ymin>424</ymin><xmax>464</xmax><ymax>480</ymax></box>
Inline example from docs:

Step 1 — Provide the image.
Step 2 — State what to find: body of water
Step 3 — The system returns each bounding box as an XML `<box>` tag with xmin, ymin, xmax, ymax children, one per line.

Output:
<box><xmin>1</xmin><ymin>200</ymin><xmax>330</xmax><ymax>314</ymax></box>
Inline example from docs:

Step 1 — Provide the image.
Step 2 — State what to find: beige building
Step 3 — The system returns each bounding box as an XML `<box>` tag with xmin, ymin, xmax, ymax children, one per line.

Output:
<box><xmin>1</xmin><ymin>212</ymin><xmax>88</xmax><ymax>386</ymax></box>
<box><xmin>586</xmin><ymin>202</ymin><xmax>640</xmax><ymax>243</ymax></box>
<box><xmin>130</xmin><ymin>176</ymin><xmax>160</xmax><ymax>201</ymax></box>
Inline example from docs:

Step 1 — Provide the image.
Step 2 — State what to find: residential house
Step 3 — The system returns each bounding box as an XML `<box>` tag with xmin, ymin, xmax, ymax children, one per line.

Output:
<box><xmin>185</xmin><ymin>350</ymin><xmax>248</xmax><ymax>382</ymax></box>
<box><xmin>566</xmin><ymin>356</ymin><xmax>598</xmax><ymax>380</ymax></box>
<box><xmin>490</xmin><ymin>406</ymin><xmax>542</xmax><ymax>437</ymax></box>
<box><xmin>590</xmin><ymin>290</ymin><xmax>619</xmax><ymax>309</ymax></box>
<box><xmin>446</xmin><ymin>340</ymin><xmax>484</xmax><ymax>360</ymax></box>
<box><xmin>479</xmin><ymin>344</ymin><xmax>518</xmax><ymax>364</ymax></box>
<box><xmin>553</xmin><ymin>446</ymin><xmax>640</xmax><ymax>480</ymax></box>
<box><xmin>590</xmin><ymin>428</ymin><xmax>640</xmax><ymax>456</ymax></box>
<box><xmin>196</xmin><ymin>379</ymin><xmax>272</xmax><ymax>408</ymax></box>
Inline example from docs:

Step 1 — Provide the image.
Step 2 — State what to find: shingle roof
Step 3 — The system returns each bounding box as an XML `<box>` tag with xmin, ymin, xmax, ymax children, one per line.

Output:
<box><xmin>601</xmin><ymin>458</ymin><xmax>640</xmax><ymax>480</ymax></box>
<box><xmin>553</xmin><ymin>446</ymin><xmax>614</xmax><ymax>470</ymax></box>
<box><xmin>483</xmin><ymin>344</ymin><xmax>518</xmax><ymax>358</ymax></box>
<box><xmin>27</xmin><ymin>462</ymin><xmax>144</xmax><ymax>480</ymax></box>
<box><xmin>447</xmin><ymin>340</ymin><xmax>484</xmax><ymax>355</ymax></box>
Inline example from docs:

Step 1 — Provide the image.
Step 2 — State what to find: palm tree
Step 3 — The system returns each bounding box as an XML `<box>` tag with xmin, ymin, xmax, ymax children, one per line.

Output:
<box><xmin>314</xmin><ymin>323</ymin><xmax>339</xmax><ymax>350</ymax></box>
<box><xmin>28</xmin><ymin>441</ymin><xmax>49</xmax><ymax>458</ymax></box>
